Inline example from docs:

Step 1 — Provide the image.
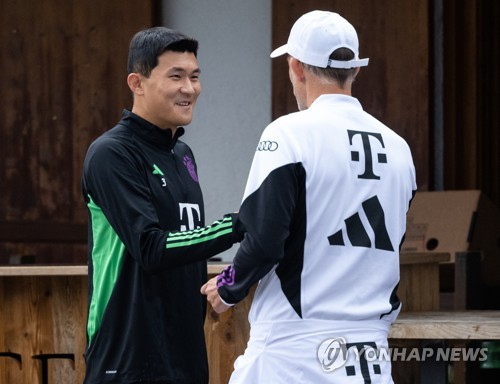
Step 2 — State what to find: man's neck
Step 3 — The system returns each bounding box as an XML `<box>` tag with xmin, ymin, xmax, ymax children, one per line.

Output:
<box><xmin>131</xmin><ymin>106</ymin><xmax>177</xmax><ymax>136</ymax></box>
<box><xmin>305</xmin><ymin>78</ymin><xmax>352</xmax><ymax>108</ymax></box>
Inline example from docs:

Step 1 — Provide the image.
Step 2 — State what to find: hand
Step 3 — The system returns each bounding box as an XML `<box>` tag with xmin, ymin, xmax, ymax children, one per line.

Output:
<box><xmin>200</xmin><ymin>277</ymin><xmax>231</xmax><ymax>314</ymax></box>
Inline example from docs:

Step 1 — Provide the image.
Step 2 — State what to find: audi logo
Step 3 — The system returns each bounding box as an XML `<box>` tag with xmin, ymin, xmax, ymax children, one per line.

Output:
<box><xmin>256</xmin><ymin>141</ymin><xmax>278</xmax><ymax>151</ymax></box>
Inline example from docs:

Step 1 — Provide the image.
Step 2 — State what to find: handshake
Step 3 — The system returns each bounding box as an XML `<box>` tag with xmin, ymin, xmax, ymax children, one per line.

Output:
<box><xmin>200</xmin><ymin>266</ymin><xmax>234</xmax><ymax>313</ymax></box>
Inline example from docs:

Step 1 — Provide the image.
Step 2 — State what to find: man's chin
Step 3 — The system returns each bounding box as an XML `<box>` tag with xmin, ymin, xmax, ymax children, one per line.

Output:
<box><xmin>178</xmin><ymin>118</ymin><xmax>193</xmax><ymax>127</ymax></box>
<box><xmin>172</xmin><ymin>113</ymin><xmax>194</xmax><ymax>127</ymax></box>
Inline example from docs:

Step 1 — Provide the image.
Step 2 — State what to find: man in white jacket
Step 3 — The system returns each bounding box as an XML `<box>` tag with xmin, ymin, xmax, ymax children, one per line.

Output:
<box><xmin>202</xmin><ymin>10</ymin><xmax>417</xmax><ymax>383</ymax></box>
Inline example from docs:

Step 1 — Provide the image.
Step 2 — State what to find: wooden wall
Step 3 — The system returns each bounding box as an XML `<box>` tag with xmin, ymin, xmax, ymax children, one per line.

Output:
<box><xmin>272</xmin><ymin>0</ymin><xmax>431</xmax><ymax>191</ymax></box>
<box><xmin>0</xmin><ymin>1</ymin><xmax>158</xmax><ymax>265</ymax></box>
<box><xmin>0</xmin><ymin>1</ymin><xmax>498</xmax><ymax>260</ymax></box>
<box><xmin>272</xmin><ymin>0</ymin><xmax>500</xmax><ymax>208</ymax></box>
<box><xmin>442</xmin><ymin>0</ymin><xmax>500</xmax><ymax>206</ymax></box>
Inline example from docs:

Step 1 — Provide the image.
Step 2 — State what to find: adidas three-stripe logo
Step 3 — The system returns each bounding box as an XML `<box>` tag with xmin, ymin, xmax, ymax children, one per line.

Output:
<box><xmin>328</xmin><ymin>195</ymin><xmax>394</xmax><ymax>251</ymax></box>
<box><xmin>166</xmin><ymin>216</ymin><xmax>233</xmax><ymax>249</ymax></box>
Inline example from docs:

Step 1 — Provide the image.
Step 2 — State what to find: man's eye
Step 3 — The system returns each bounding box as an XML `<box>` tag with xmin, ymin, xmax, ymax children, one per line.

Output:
<box><xmin>170</xmin><ymin>74</ymin><xmax>182</xmax><ymax>79</ymax></box>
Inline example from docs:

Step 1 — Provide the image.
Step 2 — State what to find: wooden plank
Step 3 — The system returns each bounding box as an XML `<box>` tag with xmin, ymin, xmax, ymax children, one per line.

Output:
<box><xmin>208</xmin><ymin>255</ymin><xmax>451</xmax><ymax>273</ymax></box>
<box><xmin>442</xmin><ymin>1</ymin><xmax>500</xmax><ymax>208</ymax></box>
<box><xmin>0</xmin><ymin>275</ymin><xmax>87</xmax><ymax>384</ymax></box>
<box><xmin>399</xmin><ymin>261</ymin><xmax>441</xmax><ymax>311</ymax></box>
<box><xmin>207</xmin><ymin>262</ymin><xmax>229</xmax><ymax>275</ymax></box>
<box><xmin>205</xmin><ymin>287</ymin><xmax>253</xmax><ymax>384</ymax></box>
<box><xmin>389</xmin><ymin>311</ymin><xmax>500</xmax><ymax>340</ymax></box>
<box><xmin>443</xmin><ymin>0</ymin><xmax>478</xmax><ymax>189</ymax></box>
<box><xmin>0</xmin><ymin>265</ymin><xmax>87</xmax><ymax>276</ymax></box>
<box><xmin>0</xmin><ymin>243</ymin><xmax>87</xmax><ymax>266</ymax></box>
<box><xmin>205</xmin><ymin>265</ymin><xmax>252</xmax><ymax>384</ymax></box>
<box><xmin>398</xmin><ymin>253</ymin><xmax>449</xmax><ymax>312</ymax></box>
<box><xmin>400</xmin><ymin>252</ymin><xmax>450</xmax><ymax>265</ymax></box>
<box><xmin>0</xmin><ymin>221</ymin><xmax>87</xmax><ymax>243</ymax></box>
<box><xmin>1</xmin><ymin>263</ymin><xmax>221</xmax><ymax>277</ymax></box>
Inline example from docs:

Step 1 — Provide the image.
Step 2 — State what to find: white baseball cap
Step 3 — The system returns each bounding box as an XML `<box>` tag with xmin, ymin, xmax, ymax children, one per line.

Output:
<box><xmin>270</xmin><ymin>10</ymin><xmax>369</xmax><ymax>69</ymax></box>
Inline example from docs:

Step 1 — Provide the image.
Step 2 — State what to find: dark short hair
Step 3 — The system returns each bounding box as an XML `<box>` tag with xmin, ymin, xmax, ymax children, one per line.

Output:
<box><xmin>127</xmin><ymin>26</ymin><xmax>199</xmax><ymax>77</ymax></box>
<box><xmin>303</xmin><ymin>48</ymin><xmax>358</xmax><ymax>87</ymax></box>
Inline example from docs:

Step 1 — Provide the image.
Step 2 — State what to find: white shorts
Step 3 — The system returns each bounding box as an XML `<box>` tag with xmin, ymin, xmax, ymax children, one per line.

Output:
<box><xmin>228</xmin><ymin>320</ymin><xmax>394</xmax><ymax>384</ymax></box>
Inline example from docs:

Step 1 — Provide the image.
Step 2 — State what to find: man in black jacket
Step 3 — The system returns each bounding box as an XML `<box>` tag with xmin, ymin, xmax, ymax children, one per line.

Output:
<box><xmin>82</xmin><ymin>27</ymin><xmax>241</xmax><ymax>384</ymax></box>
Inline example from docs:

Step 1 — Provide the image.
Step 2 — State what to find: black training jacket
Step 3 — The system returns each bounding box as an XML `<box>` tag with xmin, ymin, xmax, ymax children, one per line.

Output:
<box><xmin>82</xmin><ymin>110</ymin><xmax>241</xmax><ymax>383</ymax></box>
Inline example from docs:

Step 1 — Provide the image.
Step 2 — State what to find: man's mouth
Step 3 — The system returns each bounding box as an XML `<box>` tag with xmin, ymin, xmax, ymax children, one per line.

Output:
<box><xmin>176</xmin><ymin>101</ymin><xmax>191</xmax><ymax>107</ymax></box>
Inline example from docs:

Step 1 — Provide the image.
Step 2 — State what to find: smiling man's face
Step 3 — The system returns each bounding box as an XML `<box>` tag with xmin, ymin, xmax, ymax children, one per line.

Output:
<box><xmin>134</xmin><ymin>50</ymin><xmax>201</xmax><ymax>131</ymax></box>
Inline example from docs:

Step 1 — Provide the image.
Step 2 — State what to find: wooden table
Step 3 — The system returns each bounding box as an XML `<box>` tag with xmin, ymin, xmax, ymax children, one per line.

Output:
<box><xmin>0</xmin><ymin>265</ymin><xmax>87</xmax><ymax>384</ymax></box>
<box><xmin>390</xmin><ymin>311</ymin><xmax>500</xmax><ymax>340</ymax></box>
<box><xmin>0</xmin><ymin>253</ymin><xmax>453</xmax><ymax>384</ymax></box>
<box><xmin>389</xmin><ymin>311</ymin><xmax>500</xmax><ymax>384</ymax></box>
<box><xmin>0</xmin><ymin>264</ymin><xmax>242</xmax><ymax>384</ymax></box>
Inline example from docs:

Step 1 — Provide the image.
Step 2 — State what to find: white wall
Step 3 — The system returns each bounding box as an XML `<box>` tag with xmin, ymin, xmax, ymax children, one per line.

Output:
<box><xmin>162</xmin><ymin>1</ymin><xmax>272</xmax><ymax>260</ymax></box>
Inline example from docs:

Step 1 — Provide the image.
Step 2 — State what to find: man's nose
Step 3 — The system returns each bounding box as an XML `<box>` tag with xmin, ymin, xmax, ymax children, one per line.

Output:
<box><xmin>180</xmin><ymin>79</ymin><xmax>196</xmax><ymax>94</ymax></box>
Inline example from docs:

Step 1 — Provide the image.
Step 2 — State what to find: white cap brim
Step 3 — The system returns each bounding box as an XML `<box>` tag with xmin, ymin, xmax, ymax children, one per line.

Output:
<box><xmin>270</xmin><ymin>44</ymin><xmax>289</xmax><ymax>58</ymax></box>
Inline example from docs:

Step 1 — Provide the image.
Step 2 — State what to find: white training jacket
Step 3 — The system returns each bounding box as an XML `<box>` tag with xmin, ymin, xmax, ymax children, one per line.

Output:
<box><xmin>218</xmin><ymin>93</ymin><xmax>416</xmax><ymax>328</ymax></box>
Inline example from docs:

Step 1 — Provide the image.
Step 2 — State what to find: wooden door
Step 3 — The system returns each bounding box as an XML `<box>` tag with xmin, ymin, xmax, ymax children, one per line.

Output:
<box><xmin>0</xmin><ymin>0</ymin><xmax>158</xmax><ymax>265</ymax></box>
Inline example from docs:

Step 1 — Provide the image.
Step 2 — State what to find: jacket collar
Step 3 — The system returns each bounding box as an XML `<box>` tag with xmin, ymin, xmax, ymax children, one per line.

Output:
<box><xmin>121</xmin><ymin>109</ymin><xmax>185</xmax><ymax>150</ymax></box>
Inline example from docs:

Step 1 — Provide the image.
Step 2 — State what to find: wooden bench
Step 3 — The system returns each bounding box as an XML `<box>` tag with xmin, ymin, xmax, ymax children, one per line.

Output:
<box><xmin>389</xmin><ymin>311</ymin><xmax>500</xmax><ymax>383</ymax></box>
<box><xmin>389</xmin><ymin>311</ymin><xmax>500</xmax><ymax>340</ymax></box>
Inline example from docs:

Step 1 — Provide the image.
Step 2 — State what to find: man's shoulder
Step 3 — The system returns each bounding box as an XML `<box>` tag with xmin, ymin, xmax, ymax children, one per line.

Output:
<box><xmin>84</xmin><ymin>123</ymin><xmax>138</xmax><ymax>168</ymax></box>
<box><xmin>90</xmin><ymin>123</ymin><xmax>132</xmax><ymax>149</ymax></box>
<box><xmin>265</xmin><ymin>110</ymin><xmax>305</xmax><ymax>133</ymax></box>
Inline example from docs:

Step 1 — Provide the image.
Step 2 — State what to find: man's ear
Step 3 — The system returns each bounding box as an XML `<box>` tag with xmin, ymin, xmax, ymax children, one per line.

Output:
<box><xmin>127</xmin><ymin>73</ymin><xmax>144</xmax><ymax>95</ymax></box>
<box><xmin>288</xmin><ymin>57</ymin><xmax>306</xmax><ymax>82</ymax></box>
